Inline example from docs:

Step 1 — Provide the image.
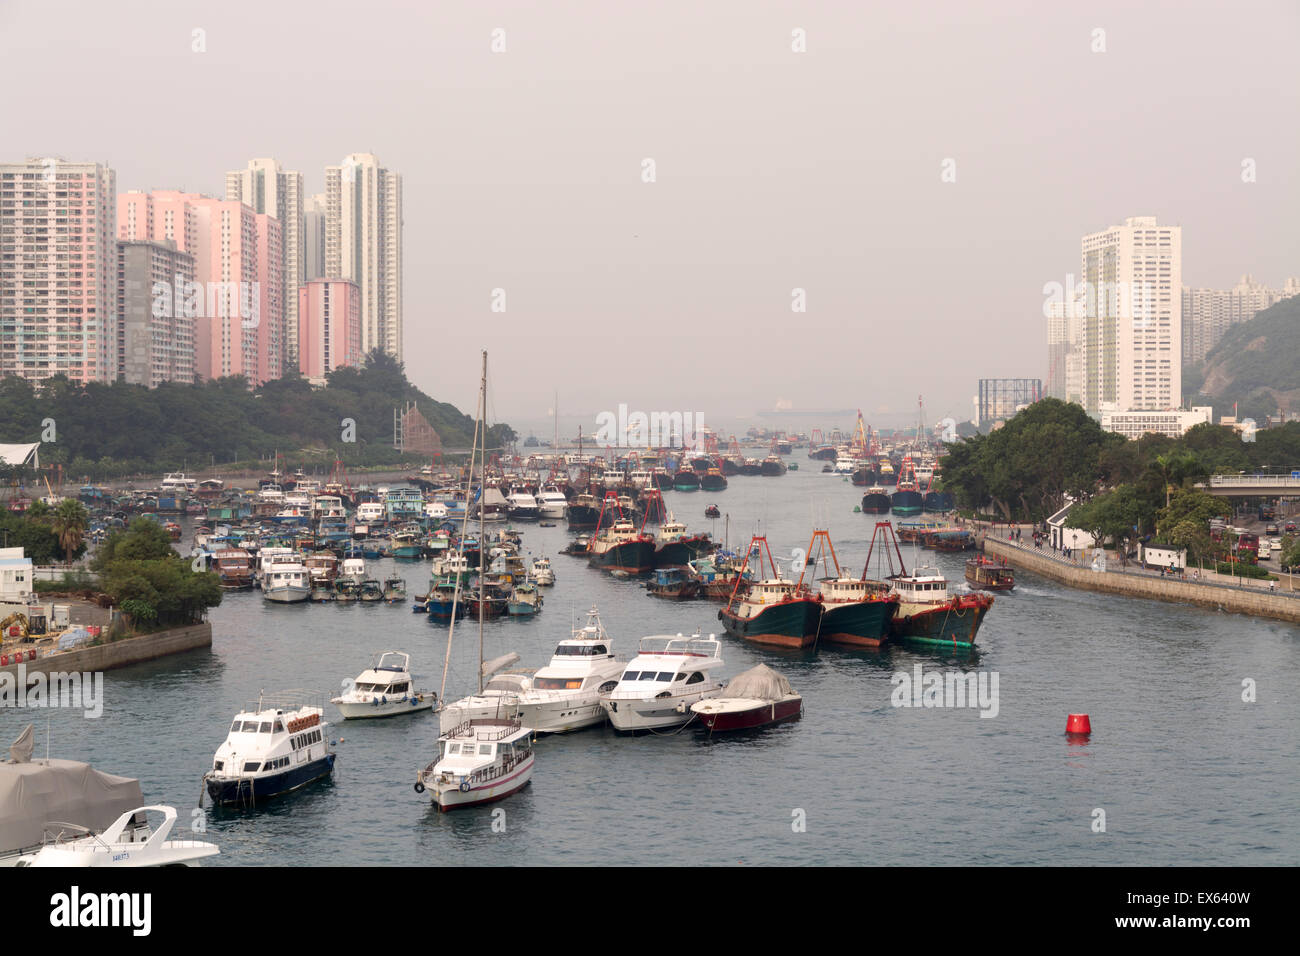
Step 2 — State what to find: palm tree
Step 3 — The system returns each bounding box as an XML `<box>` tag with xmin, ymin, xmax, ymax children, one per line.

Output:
<box><xmin>50</xmin><ymin>498</ymin><xmax>89</xmax><ymax>567</ymax></box>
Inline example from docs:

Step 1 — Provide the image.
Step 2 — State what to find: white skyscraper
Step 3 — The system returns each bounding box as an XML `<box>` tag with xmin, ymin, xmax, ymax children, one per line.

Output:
<box><xmin>324</xmin><ymin>154</ymin><xmax>403</xmax><ymax>361</ymax></box>
<box><xmin>226</xmin><ymin>158</ymin><xmax>304</xmax><ymax>366</ymax></box>
<box><xmin>1080</xmin><ymin>217</ymin><xmax>1182</xmax><ymax>415</ymax></box>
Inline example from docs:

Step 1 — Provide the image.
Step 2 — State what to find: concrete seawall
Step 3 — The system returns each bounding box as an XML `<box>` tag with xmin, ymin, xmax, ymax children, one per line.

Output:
<box><xmin>983</xmin><ymin>538</ymin><xmax>1300</xmax><ymax>625</ymax></box>
<box><xmin>0</xmin><ymin>622</ymin><xmax>212</xmax><ymax>676</ymax></box>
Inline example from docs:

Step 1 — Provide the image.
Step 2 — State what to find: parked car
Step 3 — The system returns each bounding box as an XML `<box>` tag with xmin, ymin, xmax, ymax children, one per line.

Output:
<box><xmin>1285</xmin><ymin>522</ymin><xmax>1297</xmax><ymax>533</ymax></box>
<box><xmin>1266</xmin><ymin>523</ymin><xmax>1279</xmax><ymax>534</ymax></box>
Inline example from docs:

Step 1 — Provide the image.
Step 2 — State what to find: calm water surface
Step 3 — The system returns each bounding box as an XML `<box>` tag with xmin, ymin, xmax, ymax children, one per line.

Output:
<box><xmin>16</xmin><ymin>467</ymin><xmax>1298</xmax><ymax>865</ymax></box>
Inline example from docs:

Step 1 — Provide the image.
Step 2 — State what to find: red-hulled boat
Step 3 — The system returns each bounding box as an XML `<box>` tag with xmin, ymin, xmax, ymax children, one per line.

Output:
<box><xmin>690</xmin><ymin>664</ymin><xmax>802</xmax><ymax>732</ymax></box>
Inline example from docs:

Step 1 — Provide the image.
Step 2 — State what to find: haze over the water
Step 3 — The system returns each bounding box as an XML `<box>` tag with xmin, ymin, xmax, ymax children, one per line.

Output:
<box><xmin>5</xmin><ymin>0</ymin><xmax>1296</xmax><ymax>429</ymax></box>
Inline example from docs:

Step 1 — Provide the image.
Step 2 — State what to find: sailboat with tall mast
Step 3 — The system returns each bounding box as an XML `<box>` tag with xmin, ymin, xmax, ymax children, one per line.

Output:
<box><xmin>416</xmin><ymin>351</ymin><xmax>535</xmax><ymax>811</ymax></box>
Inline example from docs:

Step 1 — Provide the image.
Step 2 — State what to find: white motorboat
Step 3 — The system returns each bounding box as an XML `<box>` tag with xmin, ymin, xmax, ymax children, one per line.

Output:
<box><xmin>415</xmin><ymin>718</ymin><xmax>534</xmax><ymax>812</ymax></box>
<box><xmin>355</xmin><ymin>501</ymin><xmax>385</xmax><ymax>524</ymax></box>
<box><xmin>514</xmin><ymin>606</ymin><xmax>623</xmax><ymax>733</ymax></box>
<box><xmin>160</xmin><ymin>472</ymin><xmax>197</xmax><ymax>492</ymax></box>
<box><xmin>530</xmin><ymin>556</ymin><xmax>555</xmax><ymax>585</ymax></box>
<box><xmin>263</xmin><ymin>563</ymin><xmax>310</xmax><ymax>603</ymax></box>
<box><xmin>535</xmin><ymin>487</ymin><xmax>568</xmax><ymax>519</ymax></box>
<box><xmin>15</xmin><ymin>806</ymin><xmax>219</xmax><ymax>868</ymax></box>
<box><xmin>204</xmin><ymin>693</ymin><xmax>335</xmax><ymax>806</ymax></box>
<box><xmin>600</xmin><ymin>632</ymin><xmax>725</xmax><ymax>733</ymax></box>
<box><xmin>506</xmin><ymin>491</ymin><xmax>540</xmax><ymax>521</ymax></box>
<box><xmin>438</xmin><ymin>654</ymin><xmax>532</xmax><ymax>734</ymax></box>
<box><xmin>332</xmin><ymin>651</ymin><xmax>436</xmax><ymax>719</ymax></box>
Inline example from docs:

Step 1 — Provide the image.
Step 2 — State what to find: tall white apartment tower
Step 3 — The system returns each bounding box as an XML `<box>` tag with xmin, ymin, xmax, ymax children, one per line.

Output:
<box><xmin>226</xmin><ymin>158</ymin><xmax>304</xmax><ymax>365</ymax></box>
<box><xmin>0</xmin><ymin>158</ymin><xmax>117</xmax><ymax>384</ymax></box>
<box><xmin>324</xmin><ymin>153</ymin><xmax>402</xmax><ymax>361</ymax></box>
<box><xmin>1079</xmin><ymin>216</ymin><xmax>1182</xmax><ymax>415</ymax></box>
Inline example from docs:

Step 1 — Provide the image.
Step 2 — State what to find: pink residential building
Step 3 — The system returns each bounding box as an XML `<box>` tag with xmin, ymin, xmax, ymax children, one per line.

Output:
<box><xmin>298</xmin><ymin>279</ymin><xmax>360</xmax><ymax>382</ymax></box>
<box><xmin>1</xmin><ymin>159</ymin><xmax>117</xmax><ymax>384</ymax></box>
<box><xmin>117</xmin><ymin>190</ymin><xmax>284</xmax><ymax>385</ymax></box>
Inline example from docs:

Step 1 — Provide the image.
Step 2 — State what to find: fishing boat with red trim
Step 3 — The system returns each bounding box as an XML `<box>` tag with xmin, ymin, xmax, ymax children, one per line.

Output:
<box><xmin>717</xmin><ymin>536</ymin><xmax>821</xmax><ymax>648</ymax></box>
<box><xmin>798</xmin><ymin>529</ymin><xmax>898</xmax><ymax>648</ymax></box>
<box><xmin>863</xmin><ymin>521</ymin><xmax>992</xmax><ymax>648</ymax></box>
<box><xmin>587</xmin><ymin>494</ymin><xmax>655</xmax><ymax>574</ymax></box>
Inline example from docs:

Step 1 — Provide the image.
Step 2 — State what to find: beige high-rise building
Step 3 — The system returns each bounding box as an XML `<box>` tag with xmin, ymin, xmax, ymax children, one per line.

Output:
<box><xmin>1181</xmin><ymin>275</ymin><xmax>1300</xmax><ymax>366</ymax></box>
<box><xmin>324</xmin><ymin>154</ymin><xmax>402</xmax><ymax>361</ymax></box>
<box><xmin>226</xmin><ymin>158</ymin><xmax>303</xmax><ymax>366</ymax></box>
<box><xmin>0</xmin><ymin>158</ymin><xmax>117</xmax><ymax>384</ymax></box>
<box><xmin>1079</xmin><ymin>217</ymin><xmax>1182</xmax><ymax>415</ymax></box>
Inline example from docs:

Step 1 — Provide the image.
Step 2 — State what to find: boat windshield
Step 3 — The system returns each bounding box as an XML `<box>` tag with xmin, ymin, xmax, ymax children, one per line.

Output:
<box><xmin>554</xmin><ymin>644</ymin><xmax>607</xmax><ymax>656</ymax></box>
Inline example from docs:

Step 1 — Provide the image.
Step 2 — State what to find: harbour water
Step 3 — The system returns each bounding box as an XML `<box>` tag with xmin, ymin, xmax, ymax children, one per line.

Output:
<box><xmin>19</xmin><ymin>467</ymin><xmax>1299</xmax><ymax>865</ymax></box>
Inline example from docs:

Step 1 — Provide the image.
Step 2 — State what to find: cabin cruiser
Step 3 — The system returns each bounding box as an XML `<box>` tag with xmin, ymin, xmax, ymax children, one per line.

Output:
<box><xmin>263</xmin><ymin>563</ymin><xmax>310</xmax><ymax>603</ymax></box>
<box><xmin>600</xmin><ymin>632</ymin><xmax>725</xmax><ymax>733</ymax></box>
<box><xmin>160</xmin><ymin>472</ymin><xmax>197</xmax><ymax>492</ymax></box>
<box><xmin>438</xmin><ymin>655</ymin><xmax>533</xmax><ymax>733</ymax></box>
<box><xmin>332</xmin><ymin>651</ymin><xmax>435</xmax><ymax>719</ymax></box>
<box><xmin>204</xmin><ymin>695</ymin><xmax>335</xmax><ymax>806</ymax></box>
<box><xmin>535</xmin><ymin>487</ymin><xmax>568</xmax><ymax>519</ymax></box>
<box><xmin>355</xmin><ymin>501</ymin><xmax>386</xmax><ymax>525</ymax></box>
<box><xmin>506</xmin><ymin>491</ymin><xmax>540</xmax><ymax>521</ymax></box>
<box><xmin>414</xmin><ymin>718</ymin><xmax>534</xmax><ymax>812</ymax></box>
<box><xmin>15</xmin><ymin>806</ymin><xmax>219</xmax><ymax>868</ymax></box>
<box><xmin>530</xmin><ymin>556</ymin><xmax>555</xmax><ymax>585</ymax></box>
<box><xmin>514</xmin><ymin>606</ymin><xmax>623</xmax><ymax>733</ymax></box>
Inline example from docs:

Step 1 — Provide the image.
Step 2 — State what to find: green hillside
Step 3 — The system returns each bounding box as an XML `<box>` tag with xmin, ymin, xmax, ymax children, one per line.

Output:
<box><xmin>1185</xmin><ymin>294</ymin><xmax>1300</xmax><ymax>423</ymax></box>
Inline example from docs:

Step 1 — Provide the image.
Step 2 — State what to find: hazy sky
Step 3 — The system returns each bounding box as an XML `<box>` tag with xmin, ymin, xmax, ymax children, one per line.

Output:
<box><xmin>4</xmin><ymin>0</ymin><xmax>1297</xmax><ymax>433</ymax></box>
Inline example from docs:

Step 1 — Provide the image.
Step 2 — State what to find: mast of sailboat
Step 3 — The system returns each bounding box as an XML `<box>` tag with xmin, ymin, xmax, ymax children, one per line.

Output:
<box><xmin>438</xmin><ymin>353</ymin><xmax>485</xmax><ymax>703</ymax></box>
<box><xmin>478</xmin><ymin>351</ymin><xmax>487</xmax><ymax>695</ymax></box>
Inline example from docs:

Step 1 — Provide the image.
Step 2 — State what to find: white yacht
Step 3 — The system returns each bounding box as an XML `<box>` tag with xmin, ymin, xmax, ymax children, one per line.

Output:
<box><xmin>355</xmin><ymin>501</ymin><xmax>385</xmax><ymax>524</ymax></box>
<box><xmin>424</xmin><ymin>501</ymin><xmax>450</xmax><ymax>521</ymax></box>
<box><xmin>535</xmin><ymin>488</ymin><xmax>568</xmax><ymax>519</ymax></box>
<box><xmin>263</xmin><ymin>563</ymin><xmax>310</xmax><ymax>603</ymax></box>
<box><xmin>505</xmin><ymin>491</ymin><xmax>540</xmax><ymax>521</ymax></box>
<box><xmin>514</xmin><ymin>606</ymin><xmax>623</xmax><ymax>733</ymax></box>
<box><xmin>530</xmin><ymin>556</ymin><xmax>555</xmax><ymax>585</ymax></box>
<box><xmin>438</xmin><ymin>655</ymin><xmax>532</xmax><ymax>734</ymax></box>
<box><xmin>332</xmin><ymin>651</ymin><xmax>436</xmax><ymax>719</ymax></box>
<box><xmin>204</xmin><ymin>694</ymin><xmax>335</xmax><ymax>806</ymax></box>
<box><xmin>600</xmin><ymin>632</ymin><xmax>725</xmax><ymax>733</ymax></box>
<box><xmin>15</xmin><ymin>806</ymin><xmax>219</xmax><ymax>868</ymax></box>
<box><xmin>160</xmin><ymin>472</ymin><xmax>197</xmax><ymax>492</ymax></box>
<box><xmin>415</xmin><ymin>718</ymin><xmax>534</xmax><ymax>812</ymax></box>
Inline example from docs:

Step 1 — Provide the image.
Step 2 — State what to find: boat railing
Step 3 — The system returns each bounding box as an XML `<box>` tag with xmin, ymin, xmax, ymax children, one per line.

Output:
<box><xmin>439</xmin><ymin>718</ymin><xmax>524</xmax><ymax>741</ymax></box>
<box><xmin>242</xmin><ymin>689</ymin><xmax>329</xmax><ymax>716</ymax></box>
<box><xmin>637</xmin><ymin>635</ymin><xmax>722</xmax><ymax>657</ymax></box>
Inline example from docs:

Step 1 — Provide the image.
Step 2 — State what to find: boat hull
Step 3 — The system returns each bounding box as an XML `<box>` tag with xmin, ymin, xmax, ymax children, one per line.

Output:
<box><xmin>427</xmin><ymin>757</ymin><xmax>533</xmax><ymax>812</ymax></box>
<box><xmin>718</xmin><ymin>599</ymin><xmax>820</xmax><ymax>649</ymax></box>
<box><xmin>205</xmin><ymin>754</ymin><xmax>335</xmax><ymax>806</ymax></box>
<box><xmin>588</xmin><ymin>539</ymin><xmax>655</xmax><ymax>574</ymax></box>
<box><xmin>817</xmin><ymin>599</ymin><xmax>897</xmax><ymax>648</ymax></box>
<box><xmin>890</xmin><ymin>596</ymin><xmax>992</xmax><ymax>648</ymax></box>
<box><xmin>263</xmin><ymin>586</ymin><xmax>310</xmax><ymax>603</ymax></box>
<box><xmin>891</xmin><ymin>490</ymin><xmax>924</xmax><ymax>516</ymax></box>
<box><xmin>602</xmin><ymin>688</ymin><xmax>721</xmax><ymax>733</ymax></box>
<box><xmin>516</xmin><ymin>697</ymin><xmax>607</xmax><ymax>734</ymax></box>
<box><xmin>336</xmin><ymin>695</ymin><xmax>435</xmax><ymax>719</ymax></box>
<box><xmin>692</xmin><ymin>696</ymin><xmax>803</xmax><ymax>731</ymax></box>
<box><xmin>861</xmin><ymin>492</ymin><xmax>891</xmax><ymax>514</ymax></box>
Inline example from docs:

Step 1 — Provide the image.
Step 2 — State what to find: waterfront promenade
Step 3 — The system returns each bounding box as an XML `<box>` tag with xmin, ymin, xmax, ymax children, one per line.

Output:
<box><xmin>981</xmin><ymin>533</ymin><xmax>1300</xmax><ymax>625</ymax></box>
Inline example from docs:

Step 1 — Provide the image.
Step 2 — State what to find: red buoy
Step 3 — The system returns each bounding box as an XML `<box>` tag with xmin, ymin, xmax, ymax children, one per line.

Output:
<box><xmin>1066</xmin><ymin>713</ymin><xmax>1091</xmax><ymax>735</ymax></box>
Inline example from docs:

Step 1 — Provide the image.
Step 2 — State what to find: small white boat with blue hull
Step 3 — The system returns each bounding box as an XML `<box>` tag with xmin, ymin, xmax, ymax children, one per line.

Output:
<box><xmin>204</xmin><ymin>693</ymin><xmax>335</xmax><ymax>807</ymax></box>
<box><xmin>332</xmin><ymin>651</ymin><xmax>436</xmax><ymax>719</ymax></box>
